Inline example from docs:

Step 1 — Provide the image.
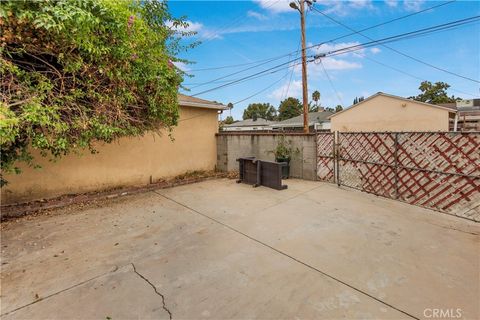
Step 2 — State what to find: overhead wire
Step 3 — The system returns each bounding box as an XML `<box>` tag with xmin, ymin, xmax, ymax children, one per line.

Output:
<box><xmin>188</xmin><ymin>54</ymin><xmax>294</xmax><ymax>90</ymax></box>
<box><xmin>191</xmin><ymin>56</ymin><xmax>310</xmax><ymax>96</ymax></box>
<box><xmin>198</xmin><ymin>0</ymin><xmax>282</xmax><ymax>44</ymax></box>
<box><xmin>232</xmin><ymin>69</ymin><xmax>292</xmax><ymax>105</ymax></box>
<box><xmin>317</xmin><ymin>59</ymin><xmax>345</xmax><ymax>107</ymax></box>
<box><xmin>282</xmin><ymin>40</ymin><xmax>302</xmax><ymax>101</ymax></box>
<box><xmin>310</xmin><ymin>5</ymin><xmax>480</xmax><ymax>84</ymax></box>
<box><xmin>189</xmin><ymin>15</ymin><xmax>480</xmax><ymax>97</ymax></box>
<box><xmin>185</xmin><ymin>0</ymin><xmax>456</xmax><ymax>74</ymax></box>
<box><xmin>187</xmin><ymin>13</ymin><xmax>479</xmax><ymax>91</ymax></box>
<box><xmin>353</xmin><ymin>52</ymin><xmax>478</xmax><ymax>97</ymax></box>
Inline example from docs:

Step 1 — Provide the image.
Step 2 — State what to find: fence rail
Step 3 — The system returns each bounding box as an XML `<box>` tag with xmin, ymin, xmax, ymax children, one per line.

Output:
<box><xmin>316</xmin><ymin>131</ymin><xmax>480</xmax><ymax>222</ymax></box>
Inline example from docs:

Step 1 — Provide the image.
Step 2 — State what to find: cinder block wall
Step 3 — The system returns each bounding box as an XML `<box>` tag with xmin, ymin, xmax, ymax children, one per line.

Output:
<box><xmin>216</xmin><ymin>133</ymin><xmax>317</xmax><ymax>180</ymax></box>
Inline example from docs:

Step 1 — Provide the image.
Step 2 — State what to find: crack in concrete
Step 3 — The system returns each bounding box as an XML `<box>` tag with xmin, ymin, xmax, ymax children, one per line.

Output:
<box><xmin>131</xmin><ymin>263</ymin><xmax>172</xmax><ymax>319</ymax></box>
<box><xmin>155</xmin><ymin>191</ymin><xmax>421</xmax><ymax>320</ymax></box>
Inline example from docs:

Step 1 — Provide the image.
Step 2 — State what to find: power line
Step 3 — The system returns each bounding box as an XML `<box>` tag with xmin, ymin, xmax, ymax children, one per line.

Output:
<box><xmin>189</xmin><ymin>16</ymin><xmax>479</xmax><ymax>97</ymax></box>
<box><xmin>183</xmin><ymin>1</ymin><xmax>456</xmax><ymax>75</ymax></box>
<box><xmin>282</xmin><ymin>41</ymin><xmax>302</xmax><ymax>101</ymax></box>
<box><xmin>191</xmin><ymin>56</ymin><xmax>310</xmax><ymax>97</ymax></box>
<box><xmin>317</xmin><ymin>59</ymin><xmax>344</xmax><ymax>106</ymax></box>
<box><xmin>188</xmin><ymin>54</ymin><xmax>293</xmax><ymax>90</ymax></box>
<box><xmin>188</xmin><ymin>13</ymin><xmax>478</xmax><ymax>91</ymax></box>
<box><xmin>319</xmin><ymin>16</ymin><xmax>480</xmax><ymax>57</ymax></box>
<box><xmin>232</xmin><ymin>70</ymin><xmax>291</xmax><ymax>105</ymax></box>
<box><xmin>354</xmin><ymin>52</ymin><xmax>478</xmax><ymax>98</ymax></box>
<box><xmin>311</xmin><ymin>5</ymin><xmax>480</xmax><ymax>84</ymax></box>
<box><xmin>313</xmin><ymin>0</ymin><xmax>457</xmax><ymax>47</ymax></box>
<box><xmin>189</xmin><ymin>56</ymin><xmax>285</xmax><ymax>72</ymax></box>
<box><xmin>199</xmin><ymin>0</ymin><xmax>281</xmax><ymax>44</ymax></box>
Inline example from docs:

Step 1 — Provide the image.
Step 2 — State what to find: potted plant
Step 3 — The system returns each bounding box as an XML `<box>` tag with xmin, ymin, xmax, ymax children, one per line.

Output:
<box><xmin>271</xmin><ymin>136</ymin><xmax>298</xmax><ymax>179</ymax></box>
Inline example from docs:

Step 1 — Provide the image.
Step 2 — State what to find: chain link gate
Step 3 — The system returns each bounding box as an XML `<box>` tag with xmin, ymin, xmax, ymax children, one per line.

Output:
<box><xmin>316</xmin><ymin>131</ymin><xmax>480</xmax><ymax>222</ymax></box>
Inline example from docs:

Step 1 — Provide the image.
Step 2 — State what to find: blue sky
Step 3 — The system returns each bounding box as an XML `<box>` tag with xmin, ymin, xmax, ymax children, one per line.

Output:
<box><xmin>169</xmin><ymin>0</ymin><xmax>480</xmax><ymax>120</ymax></box>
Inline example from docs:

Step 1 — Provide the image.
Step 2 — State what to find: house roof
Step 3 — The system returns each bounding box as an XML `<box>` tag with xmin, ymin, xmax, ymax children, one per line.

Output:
<box><xmin>178</xmin><ymin>94</ymin><xmax>227</xmax><ymax>110</ymax></box>
<box><xmin>329</xmin><ymin>92</ymin><xmax>456</xmax><ymax>119</ymax></box>
<box><xmin>437</xmin><ymin>99</ymin><xmax>480</xmax><ymax>115</ymax></box>
<box><xmin>224</xmin><ymin>118</ymin><xmax>276</xmax><ymax>127</ymax></box>
<box><xmin>272</xmin><ymin>111</ymin><xmax>333</xmax><ymax>128</ymax></box>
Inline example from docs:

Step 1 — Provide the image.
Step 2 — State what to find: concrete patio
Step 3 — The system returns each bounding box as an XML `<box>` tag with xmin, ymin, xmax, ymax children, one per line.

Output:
<box><xmin>1</xmin><ymin>179</ymin><xmax>478</xmax><ymax>319</ymax></box>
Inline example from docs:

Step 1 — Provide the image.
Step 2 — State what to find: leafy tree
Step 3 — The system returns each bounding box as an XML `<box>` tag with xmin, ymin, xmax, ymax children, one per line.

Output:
<box><xmin>0</xmin><ymin>0</ymin><xmax>195</xmax><ymax>185</ymax></box>
<box><xmin>312</xmin><ymin>90</ymin><xmax>320</xmax><ymax>107</ymax></box>
<box><xmin>278</xmin><ymin>97</ymin><xmax>302</xmax><ymax>121</ymax></box>
<box><xmin>308</xmin><ymin>102</ymin><xmax>318</xmax><ymax>113</ymax></box>
<box><xmin>324</xmin><ymin>107</ymin><xmax>335</xmax><ymax>112</ymax></box>
<box><xmin>409</xmin><ymin>81</ymin><xmax>459</xmax><ymax>104</ymax></box>
<box><xmin>335</xmin><ymin>105</ymin><xmax>343</xmax><ymax>112</ymax></box>
<box><xmin>242</xmin><ymin>103</ymin><xmax>276</xmax><ymax>120</ymax></box>
<box><xmin>224</xmin><ymin>116</ymin><xmax>234</xmax><ymax>124</ymax></box>
<box><xmin>353</xmin><ymin>96</ymin><xmax>364</xmax><ymax>105</ymax></box>
<box><xmin>227</xmin><ymin>102</ymin><xmax>233</xmax><ymax>116</ymax></box>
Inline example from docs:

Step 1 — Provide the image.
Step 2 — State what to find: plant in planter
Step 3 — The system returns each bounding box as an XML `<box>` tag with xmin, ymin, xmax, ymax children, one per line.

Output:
<box><xmin>270</xmin><ymin>136</ymin><xmax>299</xmax><ymax>179</ymax></box>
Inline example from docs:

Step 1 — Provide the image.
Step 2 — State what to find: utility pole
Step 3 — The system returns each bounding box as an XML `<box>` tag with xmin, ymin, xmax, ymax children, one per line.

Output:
<box><xmin>290</xmin><ymin>0</ymin><xmax>311</xmax><ymax>133</ymax></box>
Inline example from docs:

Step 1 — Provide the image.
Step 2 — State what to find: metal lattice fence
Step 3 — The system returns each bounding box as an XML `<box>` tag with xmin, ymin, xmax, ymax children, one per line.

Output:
<box><xmin>316</xmin><ymin>131</ymin><xmax>480</xmax><ymax>222</ymax></box>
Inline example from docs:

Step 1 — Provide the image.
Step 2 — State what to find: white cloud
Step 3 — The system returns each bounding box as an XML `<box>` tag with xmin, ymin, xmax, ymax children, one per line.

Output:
<box><xmin>254</xmin><ymin>0</ymin><xmax>293</xmax><ymax>13</ymax></box>
<box><xmin>247</xmin><ymin>10</ymin><xmax>268</xmax><ymax>20</ymax></box>
<box><xmin>385</xmin><ymin>0</ymin><xmax>398</xmax><ymax>7</ymax></box>
<box><xmin>254</xmin><ymin>0</ymin><xmax>376</xmax><ymax>17</ymax></box>
<box><xmin>172</xmin><ymin>61</ymin><xmax>190</xmax><ymax>72</ymax></box>
<box><xmin>370</xmin><ymin>47</ymin><xmax>381</xmax><ymax>54</ymax></box>
<box><xmin>315</xmin><ymin>0</ymin><xmax>374</xmax><ymax>16</ymax></box>
<box><xmin>310</xmin><ymin>42</ymin><xmax>365</xmax><ymax>57</ymax></box>
<box><xmin>166</xmin><ymin>20</ymin><xmax>226</xmax><ymax>40</ymax></box>
<box><xmin>348</xmin><ymin>0</ymin><xmax>373</xmax><ymax>9</ymax></box>
<box><xmin>315</xmin><ymin>57</ymin><xmax>362</xmax><ymax>71</ymax></box>
<box><xmin>403</xmin><ymin>0</ymin><xmax>425</xmax><ymax>11</ymax></box>
<box><xmin>166</xmin><ymin>20</ymin><xmax>203</xmax><ymax>33</ymax></box>
<box><xmin>270</xmin><ymin>80</ymin><xmax>303</xmax><ymax>101</ymax></box>
<box><xmin>291</xmin><ymin>56</ymin><xmax>361</xmax><ymax>76</ymax></box>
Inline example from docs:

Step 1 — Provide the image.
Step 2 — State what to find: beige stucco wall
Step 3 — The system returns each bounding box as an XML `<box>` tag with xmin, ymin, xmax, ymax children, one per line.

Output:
<box><xmin>1</xmin><ymin>106</ymin><xmax>219</xmax><ymax>205</ymax></box>
<box><xmin>330</xmin><ymin>95</ymin><xmax>450</xmax><ymax>132</ymax></box>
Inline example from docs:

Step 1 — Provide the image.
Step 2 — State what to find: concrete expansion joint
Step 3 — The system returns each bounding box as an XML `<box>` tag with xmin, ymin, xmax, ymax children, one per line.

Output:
<box><xmin>0</xmin><ymin>265</ymin><xmax>122</xmax><ymax>317</ymax></box>
<box><xmin>131</xmin><ymin>263</ymin><xmax>173</xmax><ymax>319</ymax></box>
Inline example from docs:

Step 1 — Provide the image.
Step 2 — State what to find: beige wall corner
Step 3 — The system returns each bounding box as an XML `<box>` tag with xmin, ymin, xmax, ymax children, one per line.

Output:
<box><xmin>331</xmin><ymin>94</ymin><xmax>451</xmax><ymax>132</ymax></box>
<box><xmin>1</xmin><ymin>106</ymin><xmax>219</xmax><ymax>205</ymax></box>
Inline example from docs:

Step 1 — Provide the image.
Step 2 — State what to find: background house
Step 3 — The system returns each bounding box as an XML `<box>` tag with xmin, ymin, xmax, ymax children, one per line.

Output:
<box><xmin>330</xmin><ymin>92</ymin><xmax>456</xmax><ymax>132</ymax></box>
<box><xmin>271</xmin><ymin>111</ymin><xmax>333</xmax><ymax>132</ymax></box>
<box><xmin>2</xmin><ymin>95</ymin><xmax>226</xmax><ymax>204</ymax></box>
<box><xmin>222</xmin><ymin>118</ymin><xmax>276</xmax><ymax>131</ymax></box>
<box><xmin>437</xmin><ymin>99</ymin><xmax>480</xmax><ymax>131</ymax></box>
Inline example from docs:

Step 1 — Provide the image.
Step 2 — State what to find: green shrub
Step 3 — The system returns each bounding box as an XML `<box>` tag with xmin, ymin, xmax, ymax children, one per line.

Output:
<box><xmin>0</xmin><ymin>0</ymin><xmax>195</xmax><ymax>185</ymax></box>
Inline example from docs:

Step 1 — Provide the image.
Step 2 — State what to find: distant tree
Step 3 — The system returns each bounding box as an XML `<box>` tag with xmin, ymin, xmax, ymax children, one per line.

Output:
<box><xmin>312</xmin><ymin>90</ymin><xmax>321</xmax><ymax>107</ymax></box>
<box><xmin>325</xmin><ymin>107</ymin><xmax>334</xmax><ymax>112</ymax></box>
<box><xmin>353</xmin><ymin>96</ymin><xmax>364</xmax><ymax>105</ymax></box>
<box><xmin>278</xmin><ymin>97</ymin><xmax>302</xmax><ymax>121</ymax></box>
<box><xmin>308</xmin><ymin>102</ymin><xmax>319</xmax><ymax>112</ymax></box>
<box><xmin>335</xmin><ymin>105</ymin><xmax>343</xmax><ymax>112</ymax></box>
<box><xmin>227</xmin><ymin>102</ymin><xmax>234</xmax><ymax>116</ymax></box>
<box><xmin>409</xmin><ymin>81</ymin><xmax>459</xmax><ymax>104</ymax></box>
<box><xmin>224</xmin><ymin>116</ymin><xmax>234</xmax><ymax>124</ymax></box>
<box><xmin>242</xmin><ymin>103</ymin><xmax>276</xmax><ymax>120</ymax></box>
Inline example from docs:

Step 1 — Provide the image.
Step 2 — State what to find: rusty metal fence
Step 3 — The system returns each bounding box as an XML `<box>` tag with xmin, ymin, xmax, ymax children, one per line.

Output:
<box><xmin>316</xmin><ymin>131</ymin><xmax>480</xmax><ymax>222</ymax></box>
